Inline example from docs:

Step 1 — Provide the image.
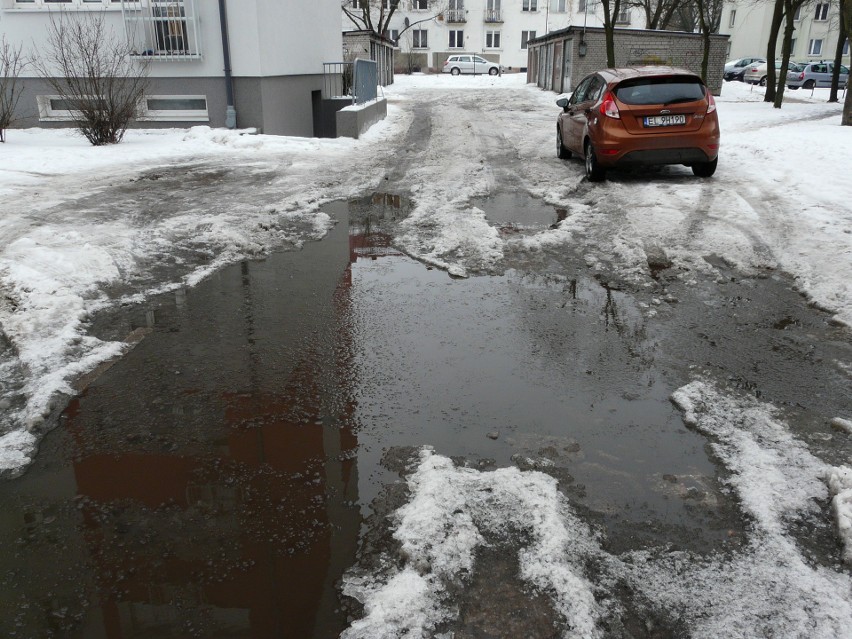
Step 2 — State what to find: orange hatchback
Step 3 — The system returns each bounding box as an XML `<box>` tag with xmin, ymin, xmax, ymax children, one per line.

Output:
<box><xmin>555</xmin><ymin>67</ymin><xmax>720</xmax><ymax>181</ymax></box>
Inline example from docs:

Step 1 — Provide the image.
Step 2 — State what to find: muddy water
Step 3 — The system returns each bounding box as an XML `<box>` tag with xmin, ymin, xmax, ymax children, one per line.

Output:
<box><xmin>1</xmin><ymin>193</ymin><xmax>850</xmax><ymax>638</ymax></box>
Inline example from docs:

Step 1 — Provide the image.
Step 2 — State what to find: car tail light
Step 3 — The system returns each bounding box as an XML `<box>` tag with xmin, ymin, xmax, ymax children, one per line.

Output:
<box><xmin>600</xmin><ymin>149</ymin><xmax>619</xmax><ymax>155</ymax></box>
<box><xmin>600</xmin><ymin>92</ymin><xmax>620</xmax><ymax>119</ymax></box>
<box><xmin>706</xmin><ymin>90</ymin><xmax>716</xmax><ymax>114</ymax></box>
<box><xmin>799</xmin><ymin>72</ymin><xmax>805</xmax><ymax>80</ymax></box>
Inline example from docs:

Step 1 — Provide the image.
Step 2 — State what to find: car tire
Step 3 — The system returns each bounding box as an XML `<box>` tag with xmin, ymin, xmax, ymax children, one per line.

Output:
<box><xmin>557</xmin><ymin>127</ymin><xmax>571</xmax><ymax>159</ymax></box>
<box><xmin>489</xmin><ymin>67</ymin><xmax>498</xmax><ymax>76</ymax></box>
<box><xmin>804</xmin><ymin>79</ymin><xmax>816</xmax><ymax>90</ymax></box>
<box><xmin>451</xmin><ymin>67</ymin><xmax>460</xmax><ymax>76</ymax></box>
<box><xmin>788</xmin><ymin>85</ymin><xmax>799</xmax><ymax>90</ymax></box>
<box><xmin>759</xmin><ymin>76</ymin><xmax>767</xmax><ymax>87</ymax></box>
<box><xmin>692</xmin><ymin>157</ymin><xmax>718</xmax><ymax>178</ymax></box>
<box><xmin>584</xmin><ymin>141</ymin><xmax>606</xmax><ymax>182</ymax></box>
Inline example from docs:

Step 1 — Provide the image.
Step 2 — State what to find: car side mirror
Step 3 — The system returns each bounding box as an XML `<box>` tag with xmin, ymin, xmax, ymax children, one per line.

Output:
<box><xmin>556</xmin><ymin>97</ymin><xmax>569</xmax><ymax>111</ymax></box>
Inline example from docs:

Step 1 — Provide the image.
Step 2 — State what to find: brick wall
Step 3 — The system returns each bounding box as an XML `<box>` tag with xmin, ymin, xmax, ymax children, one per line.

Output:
<box><xmin>529</xmin><ymin>27</ymin><xmax>729</xmax><ymax>95</ymax></box>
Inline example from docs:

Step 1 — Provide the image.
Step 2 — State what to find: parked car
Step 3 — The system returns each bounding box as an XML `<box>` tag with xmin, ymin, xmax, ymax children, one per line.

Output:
<box><xmin>724</xmin><ymin>57</ymin><xmax>766</xmax><ymax>81</ymax></box>
<box><xmin>787</xmin><ymin>61</ymin><xmax>850</xmax><ymax>89</ymax></box>
<box><xmin>442</xmin><ymin>55</ymin><xmax>502</xmax><ymax>76</ymax></box>
<box><xmin>743</xmin><ymin>60</ymin><xmax>796</xmax><ymax>86</ymax></box>
<box><xmin>555</xmin><ymin>67</ymin><xmax>720</xmax><ymax>181</ymax></box>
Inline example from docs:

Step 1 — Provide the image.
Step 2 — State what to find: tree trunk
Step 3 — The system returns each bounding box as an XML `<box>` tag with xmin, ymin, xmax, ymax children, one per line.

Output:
<box><xmin>765</xmin><ymin>0</ymin><xmax>784</xmax><ymax>102</ymax></box>
<box><xmin>844</xmin><ymin>0</ymin><xmax>852</xmax><ymax>123</ymax></box>
<box><xmin>830</xmin><ymin>0</ymin><xmax>847</xmax><ymax>102</ymax></box>
<box><xmin>773</xmin><ymin>1</ymin><xmax>796</xmax><ymax>108</ymax></box>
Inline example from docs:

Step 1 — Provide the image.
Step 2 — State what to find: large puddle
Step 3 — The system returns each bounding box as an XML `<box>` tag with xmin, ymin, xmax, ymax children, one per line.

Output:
<box><xmin>1</xmin><ymin>193</ymin><xmax>848</xmax><ymax>637</ymax></box>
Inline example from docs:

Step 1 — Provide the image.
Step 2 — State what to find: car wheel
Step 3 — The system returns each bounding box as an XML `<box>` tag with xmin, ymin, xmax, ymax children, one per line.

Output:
<box><xmin>788</xmin><ymin>85</ymin><xmax>799</xmax><ymax>90</ymax></box>
<box><xmin>557</xmin><ymin>126</ymin><xmax>571</xmax><ymax>159</ymax></box>
<box><xmin>759</xmin><ymin>76</ymin><xmax>767</xmax><ymax>86</ymax></box>
<box><xmin>804</xmin><ymin>79</ymin><xmax>816</xmax><ymax>90</ymax></box>
<box><xmin>451</xmin><ymin>67</ymin><xmax>460</xmax><ymax>76</ymax></box>
<box><xmin>692</xmin><ymin>157</ymin><xmax>718</xmax><ymax>178</ymax></box>
<box><xmin>584</xmin><ymin>141</ymin><xmax>606</xmax><ymax>182</ymax></box>
<box><xmin>489</xmin><ymin>67</ymin><xmax>498</xmax><ymax>76</ymax></box>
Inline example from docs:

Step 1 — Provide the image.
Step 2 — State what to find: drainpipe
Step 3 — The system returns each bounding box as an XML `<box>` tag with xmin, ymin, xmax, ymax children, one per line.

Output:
<box><xmin>218</xmin><ymin>0</ymin><xmax>237</xmax><ymax>129</ymax></box>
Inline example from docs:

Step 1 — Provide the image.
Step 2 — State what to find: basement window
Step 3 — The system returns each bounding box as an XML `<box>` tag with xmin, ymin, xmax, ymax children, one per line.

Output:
<box><xmin>137</xmin><ymin>95</ymin><xmax>209</xmax><ymax>121</ymax></box>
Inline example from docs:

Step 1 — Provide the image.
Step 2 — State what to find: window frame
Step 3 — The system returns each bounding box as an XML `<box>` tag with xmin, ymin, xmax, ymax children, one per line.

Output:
<box><xmin>137</xmin><ymin>94</ymin><xmax>209</xmax><ymax>122</ymax></box>
<box><xmin>521</xmin><ymin>30</ymin><xmax>536</xmax><ymax>49</ymax></box>
<box><xmin>814</xmin><ymin>3</ymin><xmax>829</xmax><ymax>21</ymax></box>
<box><xmin>729</xmin><ymin>9</ymin><xmax>736</xmax><ymax>27</ymax></box>
<box><xmin>448</xmin><ymin>29</ymin><xmax>464</xmax><ymax>48</ymax></box>
<box><xmin>550</xmin><ymin>0</ymin><xmax>567</xmax><ymax>12</ymax></box>
<box><xmin>412</xmin><ymin>28</ymin><xmax>428</xmax><ymax>48</ymax></box>
<box><xmin>485</xmin><ymin>29</ymin><xmax>501</xmax><ymax>49</ymax></box>
<box><xmin>9</xmin><ymin>0</ymin><xmax>123</xmax><ymax>8</ymax></box>
<box><xmin>808</xmin><ymin>38</ymin><xmax>823</xmax><ymax>56</ymax></box>
<box><xmin>522</xmin><ymin>0</ymin><xmax>538</xmax><ymax>10</ymax></box>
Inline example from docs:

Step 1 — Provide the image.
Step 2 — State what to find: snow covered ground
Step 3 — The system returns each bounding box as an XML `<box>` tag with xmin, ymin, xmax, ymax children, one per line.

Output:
<box><xmin>1</xmin><ymin>73</ymin><xmax>851</xmax><ymax>635</ymax></box>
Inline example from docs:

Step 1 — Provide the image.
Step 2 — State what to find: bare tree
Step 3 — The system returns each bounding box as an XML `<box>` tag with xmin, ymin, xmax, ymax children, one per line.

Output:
<box><xmin>829</xmin><ymin>0</ymin><xmax>847</xmax><ymax>102</ymax></box>
<box><xmin>626</xmin><ymin>0</ymin><xmax>684</xmax><ymax>29</ymax></box>
<box><xmin>599</xmin><ymin>0</ymin><xmax>624</xmax><ymax>67</ymax></box>
<box><xmin>0</xmin><ymin>36</ymin><xmax>28</xmax><ymax>143</ymax></box>
<box><xmin>843</xmin><ymin>0</ymin><xmax>852</xmax><ymax>123</ymax></box>
<box><xmin>342</xmin><ymin>0</ymin><xmax>446</xmax><ymax>40</ymax></box>
<box><xmin>32</xmin><ymin>10</ymin><xmax>149</xmax><ymax>146</ymax></box>
<box><xmin>764</xmin><ymin>0</ymin><xmax>785</xmax><ymax>102</ymax></box>
<box><xmin>692</xmin><ymin>0</ymin><xmax>724</xmax><ymax>82</ymax></box>
<box><xmin>770</xmin><ymin>0</ymin><xmax>809</xmax><ymax>107</ymax></box>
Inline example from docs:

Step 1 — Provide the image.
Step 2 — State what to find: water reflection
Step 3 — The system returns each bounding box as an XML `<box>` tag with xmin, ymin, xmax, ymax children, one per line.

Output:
<box><xmin>0</xmin><ymin>199</ymin><xmax>392</xmax><ymax>638</ymax></box>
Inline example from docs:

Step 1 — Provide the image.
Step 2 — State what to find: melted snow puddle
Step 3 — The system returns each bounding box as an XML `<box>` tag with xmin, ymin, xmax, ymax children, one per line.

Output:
<box><xmin>342</xmin><ymin>380</ymin><xmax>852</xmax><ymax>639</ymax></box>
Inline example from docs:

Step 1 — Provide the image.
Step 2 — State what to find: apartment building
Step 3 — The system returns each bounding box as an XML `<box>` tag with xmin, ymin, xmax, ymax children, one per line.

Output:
<box><xmin>719</xmin><ymin>0</ymin><xmax>848</xmax><ymax>64</ymax></box>
<box><xmin>0</xmin><ymin>0</ymin><xmax>342</xmax><ymax>136</ymax></box>
<box><xmin>343</xmin><ymin>0</ymin><xmax>639</xmax><ymax>71</ymax></box>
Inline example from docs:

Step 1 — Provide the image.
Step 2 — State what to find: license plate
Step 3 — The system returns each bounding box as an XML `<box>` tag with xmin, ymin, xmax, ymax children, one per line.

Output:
<box><xmin>644</xmin><ymin>115</ymin><xmax>687</xmax><ymax>127</ymax></box>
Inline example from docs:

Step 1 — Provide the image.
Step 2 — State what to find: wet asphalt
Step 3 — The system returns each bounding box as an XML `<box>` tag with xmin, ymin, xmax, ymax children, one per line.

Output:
<box><xmin>1</xmin><ymin>186</ymin><xmax>850</xmax><ymax>638</ymax></box>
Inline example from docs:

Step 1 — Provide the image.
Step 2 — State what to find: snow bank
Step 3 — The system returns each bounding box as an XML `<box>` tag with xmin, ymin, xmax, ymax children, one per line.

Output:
<box><xmin>342</xmin><ymin>448</ymin><xmax>604</xmax><ymax>639</ymax></box>
<box><xmin>827</xmin><ymin>466</ymin><xmax>852</xmax><ymax>564</ymax></box>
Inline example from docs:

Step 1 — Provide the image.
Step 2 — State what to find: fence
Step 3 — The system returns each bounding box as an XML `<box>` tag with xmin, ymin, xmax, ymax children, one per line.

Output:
<box><xmin>322</xmin><ymin>59</ymin><xmax>378</xmax><ymax>104</ymax></box>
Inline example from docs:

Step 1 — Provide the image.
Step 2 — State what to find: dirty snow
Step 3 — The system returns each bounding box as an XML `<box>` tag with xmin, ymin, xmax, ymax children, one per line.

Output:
<box><xmin>343</xmin><ymin>381</ymin><xmax>852</xmax><ymax>637</ymax></box>
<box><xmin>341</xmin><ymin>448</ymin><xmax>605</xmax><ymax>639</ymax></box>
<box><xmin>0</xmin><ymin>73</ymin><xmax>851</xmax><ymax>476</ymax></box>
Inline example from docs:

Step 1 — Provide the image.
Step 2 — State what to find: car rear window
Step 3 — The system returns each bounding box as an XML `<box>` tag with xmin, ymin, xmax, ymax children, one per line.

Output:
<box><xmin>614</xmin><ymin>76</ymin><xmax>706</xmax><ymax>106</ymax></box>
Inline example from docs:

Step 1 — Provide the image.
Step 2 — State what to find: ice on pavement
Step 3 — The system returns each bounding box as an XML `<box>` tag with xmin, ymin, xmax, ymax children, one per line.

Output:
<box><xmin>343</xmin><ymin>381</ymin><xmax>852</xmax><ymax>638</ymax></box>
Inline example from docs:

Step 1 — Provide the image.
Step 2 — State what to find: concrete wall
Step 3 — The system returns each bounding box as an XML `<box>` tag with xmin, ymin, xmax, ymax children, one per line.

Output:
<box><xmin>336</xmin><ymin>98</ymin><xmax>387</xmax><ymax>139</ymax></box>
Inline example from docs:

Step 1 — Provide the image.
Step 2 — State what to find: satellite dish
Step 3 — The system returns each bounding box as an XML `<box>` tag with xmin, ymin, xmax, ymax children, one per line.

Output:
<box><xmin>404</xmin><ymin>17</ymin><xmax>410</xmax><ymax>27</ymax></box>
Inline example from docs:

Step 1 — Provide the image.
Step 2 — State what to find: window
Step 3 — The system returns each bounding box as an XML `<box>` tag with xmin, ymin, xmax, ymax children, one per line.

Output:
<box><xmin>809</xmin><ymin>39</ymin><xmax>823</xmax><ymax>55</ymax></box>
<box><xmin>615</xmin><ymin>7</ymin><xmax>630</xmax><ymax>23</ymax></box>
<box><xmin>814</xmin><ymin>3</ymin><xmax>829</xmax><ymax>21</ymax></box>
<box><xmin>390</xmin><ymin>29</ymin><xmax>400</xmax><ymax>44</ymax></box>
<box><xmin>412</xmin><ymin>28</ymin><xmax>427</xmax><ymax>48</ymax></box>
<box><xmin>138</xmin><ymin>95</ymin><xmax>208</xmax><ymax>121</ymax></box>
<box><xmin>551</xmin><ymin>0</ymin><xmax>566</xmax><ymax>12</ymax></box>
<box><xmin>36</xmin><ymin>95</ymin><xmax>103</xmax><ymax>121</ymax></box>
<box><xmin>411</xmin><ymin>0</ymin><xmax>428</xmax><ymax>9</ymax></box>
<box><xmin>789</xmin><ymin>38</ymin><xmax>796</xmax><ymax>55</ymax></box>
<box><xmin>578</xmin><ymin>0</ymin><xmax>588</xmax><ymax>12</ymax></box>
<box><xmin>449</xmin><ymin>29</ymin><xmax>464</xmax><ymax>48</ymax></box>
<box><xmin>12</xmin><ymin>0</ymin><xmax>119</xmax><ymax>6</ymax></box>
<box><xmin>729</xmin><ymin>9</ymin><xmax>736</xmax><ymax>27</ymax></box>
<box><xmin>485</xmin><ymin>30</ymin><xmax>501</xmax><ymax>48</ymax></box>
<box><xmin>522</xmin><ymin>0</ymin><xmax>537</xmax><ymax>10</ymax></box>
<box><xmin>844</xmin><ymin>39</ymin><xmax>850</xmax><ymax>56</ymax></box>
<box><xmin>793</xmin><ymin>6</ymin><xmax>801</xmax><ymax>20</ymax></box>
<box><xmin>521</xmin><ymin>30</ymin><xmax>536</xmax><ymax>49</ymax></box>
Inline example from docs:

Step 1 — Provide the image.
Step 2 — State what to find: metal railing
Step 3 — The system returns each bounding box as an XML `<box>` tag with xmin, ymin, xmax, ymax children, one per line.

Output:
<box><xmin>445</xmin><ymin>9</ymin><xmax>466</xmax><ymax>22</ymax></box>
<box><xmin>121</xmin><ymin>0</ymin><xmax>202</xmax><ymax>60</ymax></box>
<box><xmin>484</xmin><ymin>9</ymin><xmax>502</xmax><ymax>21</ymax></box>
<box><xmin>322</xmin><ymin>59</ymin><xmax>378</xmax><ymax>104</ymax></box>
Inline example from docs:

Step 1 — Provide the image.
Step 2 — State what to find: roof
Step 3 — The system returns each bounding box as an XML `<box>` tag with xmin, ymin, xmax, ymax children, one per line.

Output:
<box><xmin>527</xmin><ymin>25</ymin><xmax>728</xmax><ymax>47</ymax></box>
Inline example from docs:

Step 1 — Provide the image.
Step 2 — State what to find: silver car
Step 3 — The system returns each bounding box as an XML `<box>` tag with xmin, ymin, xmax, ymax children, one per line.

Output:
<box><xmin>724</xmin><ymin>57</ymin><xmax>765</xmax><ymax>81</ymax></box>
<box><xmin>442</xmin><ymin>54</ymin><xmax>502</xmax><ymax>76</ymax></box>
<box><xmin>787</xmin><ymin>62</ymin><xmax>849</xmax><ymax>90</ymax></box>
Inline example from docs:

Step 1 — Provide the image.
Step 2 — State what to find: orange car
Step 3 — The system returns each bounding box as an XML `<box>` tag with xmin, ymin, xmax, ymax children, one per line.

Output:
<box><xmin>555</xmin><ymin>67</ymin><xmax>720</xmax><ymax>181</ymax></box>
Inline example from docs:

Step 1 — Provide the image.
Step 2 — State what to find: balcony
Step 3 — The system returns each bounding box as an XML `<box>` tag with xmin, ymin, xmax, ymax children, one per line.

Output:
<box><xmin>445</xmin><ymin>9</ymin><xmax>466</xmax><ymax>22</ymax></box>
<box><xmin>120</xmin><ymin>0</ymin><xmax>203</xmax><ymax>61</ymax></box>
<box><xmin>484</xmin><ymin>9</ymin><xmax>502</xmax><ymax>22</ymax></box>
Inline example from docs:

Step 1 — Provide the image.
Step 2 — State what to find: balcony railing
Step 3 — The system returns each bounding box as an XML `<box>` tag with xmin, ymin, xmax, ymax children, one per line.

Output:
<box><xmin>445</xmin><ymin>9</ymin><xmax>466</xmax><ymax>22</ymax></box>
<box><xmin>120</xmin><ymin>0</ymin><xmax>202</xmax><ymax>61</ymax></box>
<box><xmin>484</xmin><ymin>9</ymin><xmax>502</xmax><ymax>21</ymax></box>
